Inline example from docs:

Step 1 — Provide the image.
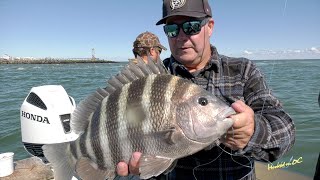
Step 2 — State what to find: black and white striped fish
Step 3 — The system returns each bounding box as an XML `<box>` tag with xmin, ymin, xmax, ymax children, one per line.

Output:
<box><xmin>43</xmin><ymin>57</ymin><xmax>236</xmax><ymax>180</ymax></box>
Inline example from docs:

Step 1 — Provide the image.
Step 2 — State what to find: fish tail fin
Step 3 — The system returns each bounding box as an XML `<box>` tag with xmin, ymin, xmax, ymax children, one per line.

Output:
<box><xmin>43</xmin><ymin>143</ymin><xmax>76</xmax><ymax>180</ymax></box>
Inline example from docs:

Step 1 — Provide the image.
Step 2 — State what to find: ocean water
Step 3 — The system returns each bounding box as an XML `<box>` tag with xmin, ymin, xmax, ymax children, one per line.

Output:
<box><xmin>0</xmin><ymin>60</ymin><xmax>319</xmax><ymax>178</ymax></box>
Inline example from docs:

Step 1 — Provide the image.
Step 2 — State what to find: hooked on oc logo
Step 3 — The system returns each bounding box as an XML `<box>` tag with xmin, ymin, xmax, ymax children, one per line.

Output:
<box><xmin>170</xmin><ymin>0</ymin><xmax>186</xmax><ymax>10</ymax></box>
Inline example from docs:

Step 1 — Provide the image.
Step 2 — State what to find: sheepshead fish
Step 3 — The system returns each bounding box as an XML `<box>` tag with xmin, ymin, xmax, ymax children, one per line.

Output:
<box><xmin>43</xmin><ymin>57</ymin><xmax>236</xmax><ymax>180</ymax></box>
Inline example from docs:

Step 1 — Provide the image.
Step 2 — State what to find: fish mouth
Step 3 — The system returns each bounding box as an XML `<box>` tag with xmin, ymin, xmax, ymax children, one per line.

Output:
<box><xmin>189</xmin><ymin>106</ymin><xmax>236</xmax><ymax>141</ymax></box>
<box><xmin>215</xmin><ymin>107</ymin><xmax>236</xmax><ymax>121</ymax></box>
<box><xmin>195</xmin><ymin>107</ymin><xmax>235</xmax><ymax>142</ymax></box>
<box><xmin>203</xmin><ymin>107</ymin><xmax>235</xmax><ymax>128</ymax></box>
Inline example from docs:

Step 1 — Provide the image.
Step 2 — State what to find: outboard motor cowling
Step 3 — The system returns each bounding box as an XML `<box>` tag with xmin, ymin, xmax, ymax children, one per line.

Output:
<box><xmin>20</xmin><ymin>85</ymin><xmax>79</xmax><ymax>162</ymax></box>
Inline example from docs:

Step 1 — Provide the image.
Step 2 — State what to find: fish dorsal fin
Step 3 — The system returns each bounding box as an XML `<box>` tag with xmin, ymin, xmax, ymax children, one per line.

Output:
<box><xmin>106</xmin><ymin>56</ymin><xmax>168</xmax><ymax>93</ymax></box>
<box><xmin>156</xmin><ymin>57</ymin><xmax>169</xmax><ymax>74</ymax></box>
<box><xmin>146</xmin><ymin>56</ymin><xmax>161</xmax><ymax>74</ymax></box>
<box><xmin>71</xmin><ymin>88</ymin><xmax>109</xmax><ymax>133</ymax></box>
<box><xmin>71</xmin><ymin>56</ymin><xmax>168</xmax><ymax>133</ymax></box>
<box><xmin>139</xmin><ymin>155</ymin><xmax>175</xmax><ymax>179</ymax></box>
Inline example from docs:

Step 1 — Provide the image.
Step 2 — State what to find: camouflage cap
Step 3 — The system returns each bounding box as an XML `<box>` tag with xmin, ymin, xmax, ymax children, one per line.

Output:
<box><xmin>133</xmin><ymin>31</ymin><xmax>167</xmax><ymax>51</ymax></box>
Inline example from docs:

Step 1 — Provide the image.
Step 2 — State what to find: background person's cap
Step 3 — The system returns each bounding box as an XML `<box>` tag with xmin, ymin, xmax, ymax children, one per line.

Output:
<box><xmin>133</xmin><ymin>31</ymin><xmax>167</xmax><ymax>50</ymax></box>
<box><xmin>156</xmin><ymin>0</ymin><xmax>212</xmax><ymax>25</ymax></box>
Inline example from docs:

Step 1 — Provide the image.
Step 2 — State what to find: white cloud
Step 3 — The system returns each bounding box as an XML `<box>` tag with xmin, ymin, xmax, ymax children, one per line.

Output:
<box><xmin>310</xmin><ymin>47</ymin><xmax>320</xmax><ymax>53</ymax></box>
<box><xmin>240</xmin><ymin>47</ymin><xmax>320</xmax><ymax>60</ymax></box>
<box><xmin>243</xmin><ymin>50</ymin><xmax>253</xmax><ymax>55</ymax></box>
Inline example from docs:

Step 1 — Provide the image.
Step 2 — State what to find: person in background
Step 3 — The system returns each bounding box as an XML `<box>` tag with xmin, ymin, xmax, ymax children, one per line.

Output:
<box><xmin>318</xmin><ymin>92</ymin><xmax>320</xmax><ymax>107</ymax></box>
<box><xmin>117</xmin><ymin>0</ymin><xmax>295</xmax><ymax>179</ymax></box>
<box><xmin>131</xmin><ymin>31</ymin><xmax>167</xmax><ymax>64</ymax></box>
<box><xmin>315</xmin><ymin>93</ymin><xmax>320</xmax><ymax>180</ymax></box>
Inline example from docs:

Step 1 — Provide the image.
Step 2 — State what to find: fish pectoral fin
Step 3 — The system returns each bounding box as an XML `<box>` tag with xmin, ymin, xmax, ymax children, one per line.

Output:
<box><xmin>139</xmin><ymin>155</ymin><xmax>175</xmax><ymax>179</ymax></box>
<box><xmin>76</xmin><ymin>157</ymin><xmax>115</xmax><ymax>180</ymax></box>
<box><xmin>163</xmin><ymin>159</ymin><xmax>177</xmax><ymax>174</ymax></box>
<box><xmin>162</xmin><ymin>126</ymin><xmax>180</xmax><ymax>145</ymax></box>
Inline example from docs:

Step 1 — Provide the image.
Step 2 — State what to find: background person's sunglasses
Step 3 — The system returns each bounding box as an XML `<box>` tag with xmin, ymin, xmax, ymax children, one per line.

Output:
<box><xmin>164</xmin><ymin>18</ymin><xmax>210</xmax><ymax>38</ymax></box>
<box><xmin>154</xmin><ymin>47</ymin><xmax>162</xmax><ymax>54</ymax></box>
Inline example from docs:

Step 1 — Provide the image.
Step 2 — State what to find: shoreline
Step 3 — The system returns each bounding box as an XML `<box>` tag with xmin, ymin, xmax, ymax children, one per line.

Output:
<box><xmin>0</xmin><ymin>59</ymin><xmax>120</xmax><ymax>64</ymax></box>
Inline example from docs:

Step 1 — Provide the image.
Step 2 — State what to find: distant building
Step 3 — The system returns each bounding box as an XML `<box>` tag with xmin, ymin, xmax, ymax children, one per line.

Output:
<box><xmin>1</xmin><ymin>54</ymin><xmax>11</xmax><ymax>60</ymax></box>
<box><xmin>24</xmin><ymin>57</ymin><xmax>35</xmax><ymax>60</ymax></box>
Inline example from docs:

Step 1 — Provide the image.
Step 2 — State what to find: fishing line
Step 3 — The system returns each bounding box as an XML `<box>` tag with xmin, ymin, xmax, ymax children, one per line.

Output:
<box><xmin>242</xmin><ymin>0</ymin><xmax>290</xmax><ymax>118</ymax></box>
<box><xmin>217</xmin><ymin>144</ymin><xmax>253</xmax><ymax>169</ymax></box>
<box><xmin>200</xmin><ymin>0</ymin><xmax>293</xmax><ymax>177</ymax></box>
<box><xmin>191</xmin><ymin>127</ymin><xmax>255</xmax><ymax>180</ymax></box>
<box><xmin>192</xmin><ymin>147</ymin><xmax>224</xmax><ymax>180</ymax></box>
<box><xmin>283</xmin><ymin>0</ymin><xmax>288</xmax><ymax>16</ymax></box>
<box><xmin>222</xmin><ymin>126</ymin><xmax>276</xmax><ymax>166</ymax></box>
<box><xmin>192</xmin><ymin>19</ymin><xmax>222</xmax><ymax>180</ymax></box>
<box><xmin>193</xmin><ymin>1</ymin><xmax>288</xmax><ymax>178</ymax></box>
<box><xmin>192</xmin><ymin>14</ymin><xmax>255</xmax><ymax>180</ymax></box>
<box><xmin>221</xmin><ymin>127</ymin><xmax>254</xmax><ymax>179</ymax></box>
<box><xmin>260</xmin><ymin>0</ymin><xmax>289</xmax><ymax>115</ymax></box>
<box><xmin>224</xmin><ymin>127</ymin><xmax>252</xmax><ymax>168</ymax></box>
<box><xmin>218</xmin><ymin>51</ymin><xmax>254</xmax><ymax>179</ymax></box>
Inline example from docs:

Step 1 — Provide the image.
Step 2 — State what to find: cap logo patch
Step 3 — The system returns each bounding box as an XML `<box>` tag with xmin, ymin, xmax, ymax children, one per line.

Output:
<box><xmin>170</xmin><ymin>0</ymin><xmax>186</xmax><ymax>10</ymax></box>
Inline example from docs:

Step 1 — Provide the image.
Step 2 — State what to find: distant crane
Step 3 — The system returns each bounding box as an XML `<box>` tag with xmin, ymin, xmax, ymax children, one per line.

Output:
<box><xmin>91</xmin><ymin>48</ymin><xmax>96</xmax><ymax>61</ymax></box>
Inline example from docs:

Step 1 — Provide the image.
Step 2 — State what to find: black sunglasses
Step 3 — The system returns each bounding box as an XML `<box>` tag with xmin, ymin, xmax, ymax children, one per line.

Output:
<box><xmin>164</xmin><ymin>18</ymin><xmax>210</xmax><ymax>38</ymax></box>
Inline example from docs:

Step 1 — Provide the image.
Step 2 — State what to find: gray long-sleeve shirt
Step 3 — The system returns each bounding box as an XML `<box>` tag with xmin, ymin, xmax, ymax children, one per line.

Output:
<box><xmin>160</xmin><ymin>45</ymin><xmax>295</xmax><ymax>180</ymax></box>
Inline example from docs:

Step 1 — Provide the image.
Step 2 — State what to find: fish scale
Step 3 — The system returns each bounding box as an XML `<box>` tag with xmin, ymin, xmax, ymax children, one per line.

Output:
<box><xmin>43</xmin><ymin>57</ymin><xmax>236</xmax><ymax>180</ymax></box>
<box><xmin>98</xmin><ymin>97</ymin><xmax>112</xmax><ymax>168</ymax></box>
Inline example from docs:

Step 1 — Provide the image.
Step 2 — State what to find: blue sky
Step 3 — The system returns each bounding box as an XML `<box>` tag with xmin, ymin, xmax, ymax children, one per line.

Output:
<box><xmin>0</xmin><ymin>0</ymin><xmax>319</xmax><ymax>61</ymax></box>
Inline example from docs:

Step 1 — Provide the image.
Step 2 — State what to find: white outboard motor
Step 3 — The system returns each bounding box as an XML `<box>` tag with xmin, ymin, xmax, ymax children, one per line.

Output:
<box><xmin>20</xmin><ymin>85</ymin><xmax>79</xmax><ymax>162</ymax></box>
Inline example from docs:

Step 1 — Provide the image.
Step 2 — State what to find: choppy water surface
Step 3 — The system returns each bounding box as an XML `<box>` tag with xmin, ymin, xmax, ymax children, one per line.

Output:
<box><xmin>0</xmin><ymin>60</ymin><xmax>319</xmax><ymax>177</ymax></box>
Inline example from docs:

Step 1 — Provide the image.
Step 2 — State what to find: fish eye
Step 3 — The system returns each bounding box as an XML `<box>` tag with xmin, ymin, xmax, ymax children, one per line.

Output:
<box><xmin>198</xmin><ymin>97</ymin><xmax>208</xmax><ymax>106</ymax></box>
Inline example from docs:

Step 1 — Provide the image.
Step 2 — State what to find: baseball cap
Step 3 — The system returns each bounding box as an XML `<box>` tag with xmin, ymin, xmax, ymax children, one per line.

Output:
<box><xmin>133</xmin><ymin>31</ymin><xmax>167</xmax><ymax>51</ymax></box>
<box><xmin>156</xmin><ymin>0</ymin><xmax>212</xmax><ymax>25</ymax></box>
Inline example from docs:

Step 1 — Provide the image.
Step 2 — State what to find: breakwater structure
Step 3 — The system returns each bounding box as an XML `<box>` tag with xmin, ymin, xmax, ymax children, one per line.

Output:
<box><xmin>0</xmin><ymin>58</ymin><xmax>118</xmax><ymax>64</ymax></box>
<box><xmin>0</xmin><ymin>49</ymin><xmax>120</xmax><ymax>64</ymax></box>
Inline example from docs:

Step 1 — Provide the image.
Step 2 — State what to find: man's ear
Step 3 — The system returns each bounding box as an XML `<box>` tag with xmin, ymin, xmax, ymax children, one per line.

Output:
<box><xmin>150</xmin><ymin>48</ymin><xmax>156</xmax><ymax>56</ymax></box>
<box><xmin>207</xmin><ymin>18</ymin><xmax>214</xmax><ymax>37</ymax></box>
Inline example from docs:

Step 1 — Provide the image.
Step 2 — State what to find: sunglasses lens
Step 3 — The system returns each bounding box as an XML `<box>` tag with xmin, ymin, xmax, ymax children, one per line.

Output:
<box><xmin>164</xmin><ymin>24</ymin><xmax>179</xmax><ymax>38</ymax></box>
<box><xmin>182</xmin><ymin>21</ymin><xmax>202</xmax><ymax>35</ymax></box>
<box><xmin>164</xmin><ymin>19</ymin><xmax>208</xmax><ymax>38</ymax></box>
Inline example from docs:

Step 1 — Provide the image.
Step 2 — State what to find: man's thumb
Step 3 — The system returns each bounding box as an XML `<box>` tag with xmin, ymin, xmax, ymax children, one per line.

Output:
<box><xmin>231</xmin><ymin>100</ymin><xmax>246</xmax><ymax>113</ymax></box>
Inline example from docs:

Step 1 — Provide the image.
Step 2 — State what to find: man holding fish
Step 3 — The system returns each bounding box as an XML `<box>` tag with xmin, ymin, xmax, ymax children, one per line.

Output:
<box><xmin>42</xmin><ymin>0</ymin><xmax>295</xmax><ymax>179</ymax></box>
<box><xmin>116</xmin><ymin>0</ymin><xmax>296</xmax><ymax>179</ymax></box>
